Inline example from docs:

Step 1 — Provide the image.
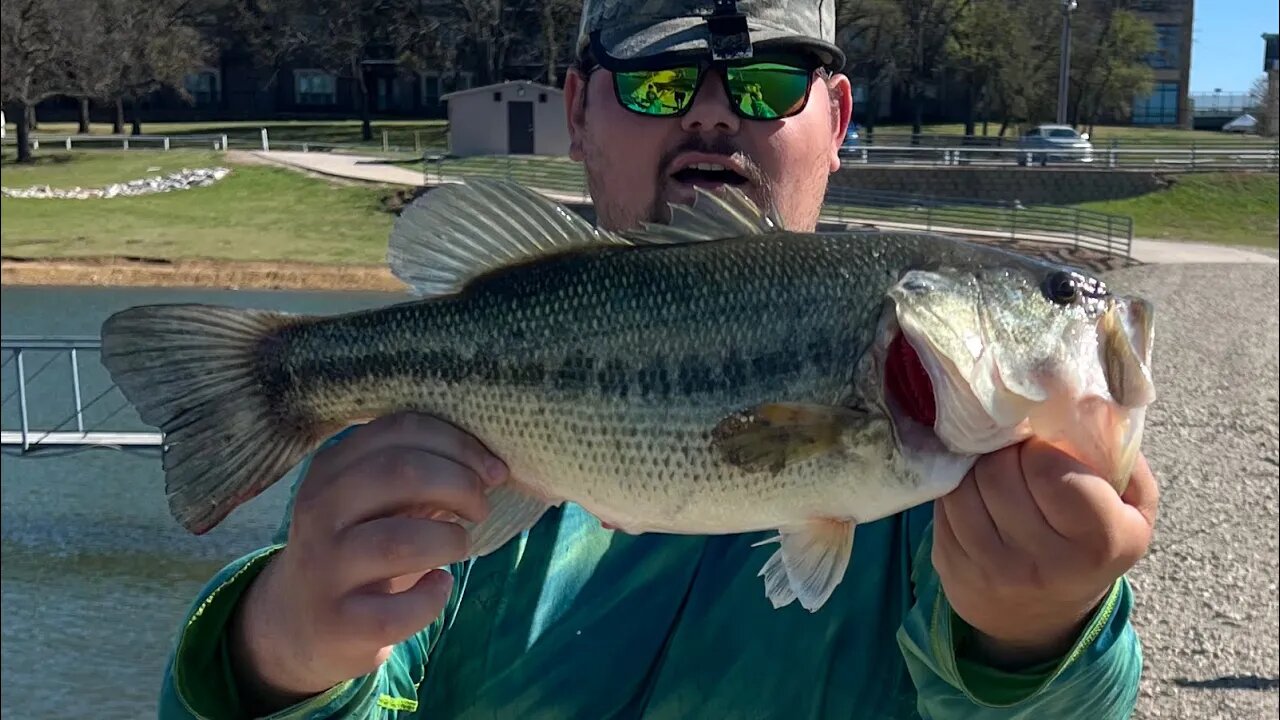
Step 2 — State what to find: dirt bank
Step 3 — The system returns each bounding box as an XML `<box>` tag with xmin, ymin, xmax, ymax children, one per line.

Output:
<box><xmin>1</xmin><ymin>240</ymin><xmax>1141</xmax><ymax>293</ymax></box>
<box><xmin>1</xmin><ymin>256</ymin><xmax>407</xmax><ymax>292</ymax></box>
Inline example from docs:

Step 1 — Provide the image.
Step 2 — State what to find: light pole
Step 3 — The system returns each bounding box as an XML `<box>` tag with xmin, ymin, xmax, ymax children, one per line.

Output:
<box><xmin>1056</xmin><ymin>0</ymin><xmax>1078</xmax><ymax>125</ymax></box>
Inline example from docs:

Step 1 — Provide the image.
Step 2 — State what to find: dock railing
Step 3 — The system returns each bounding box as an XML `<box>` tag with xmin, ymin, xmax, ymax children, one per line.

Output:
<box><xmin>0</xmin><ymin>335</ymin><xmax>161</xmax><ymax>452</ymax></box>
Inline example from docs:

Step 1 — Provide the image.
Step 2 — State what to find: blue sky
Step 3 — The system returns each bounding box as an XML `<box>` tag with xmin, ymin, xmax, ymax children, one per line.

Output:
<box><xmin>1189</xmin><ymin>0</ymin><xmax>1279</xmax><ymax>92</ymax></box>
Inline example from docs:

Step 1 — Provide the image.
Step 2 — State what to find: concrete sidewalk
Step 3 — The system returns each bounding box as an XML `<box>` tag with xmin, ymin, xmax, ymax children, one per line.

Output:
<box><xmin>252</xmin><ymin>150</ymin><xmax>1278</xmax><ymax>266</ymax></box>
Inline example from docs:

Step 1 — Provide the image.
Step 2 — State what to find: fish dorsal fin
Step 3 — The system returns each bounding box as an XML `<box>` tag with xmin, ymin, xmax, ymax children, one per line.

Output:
<box><xmin>632</xmin><ymin>185</ymin><xmax>785</xmax><ymax>243</ymax></box>
<box><xmin>388</xmin><ymin>178</ymin><xmax>640</xmax><ymax>297</ymax></box>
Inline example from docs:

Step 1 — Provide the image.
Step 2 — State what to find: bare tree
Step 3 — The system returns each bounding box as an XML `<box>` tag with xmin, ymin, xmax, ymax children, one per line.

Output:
<box><xmin>900</xmin><ymin>0</ymin><xmax>972</xmax><ymax>135</ymax></box>
<box><xmin>540</xmin><ymin>0</ymin><xmax>581</xmax><ymax>84</ymax></box>
<box><xmin>1</xmin><ymin>0</ymin><xmax>64</xmax><ymax>162</ymax></box>
<box><xmin>100</xmin><ymin>0</ymin><xmax>213</xmax><ymax>135</ymax></box>
<box><xmin>60</xmin><ymin>0</ymin><xmax>121</xmax><ymax>132</ymax></box>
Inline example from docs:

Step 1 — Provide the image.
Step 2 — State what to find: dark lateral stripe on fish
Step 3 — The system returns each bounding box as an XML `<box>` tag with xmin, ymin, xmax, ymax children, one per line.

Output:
<box><xmin>266</xmin><ymin>332</ymin><xmax>856</xmax><ymax>403</ymax></box>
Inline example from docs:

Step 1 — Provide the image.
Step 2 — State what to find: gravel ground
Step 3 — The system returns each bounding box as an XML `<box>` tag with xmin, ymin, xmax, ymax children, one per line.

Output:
<box><xmin>1101</xmin><ymin>262</ymin><xmax>1279</xmax><ymax>719</ymax></box>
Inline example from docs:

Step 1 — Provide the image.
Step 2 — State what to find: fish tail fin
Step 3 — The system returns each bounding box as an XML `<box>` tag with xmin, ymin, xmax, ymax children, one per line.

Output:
<box><xmin>100</xmin><ymin>304</ymin><xmax>320</xmax><ymax>535</ymax></box>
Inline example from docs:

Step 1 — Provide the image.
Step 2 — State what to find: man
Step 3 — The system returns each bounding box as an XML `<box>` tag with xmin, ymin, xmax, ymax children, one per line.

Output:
<box><xmin>159</xmin><ymin>1</ymin><xmax>1158</xmax><ymax>717</ymax></box>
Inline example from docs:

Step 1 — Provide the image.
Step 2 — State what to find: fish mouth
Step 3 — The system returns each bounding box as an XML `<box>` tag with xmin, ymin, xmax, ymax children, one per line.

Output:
<box><xmin>864</xmin><ymin>309</ymin><xmax>1005</xmax><ymax>492</ymax></box>
<box><xmin>666</xmin><ymin>152</ymin><xmax>755</xmax><ymax>190</ymax></box>
<box><xmin>874</xmin><ymin>290</ymin><xmax>1158</xmax><ymax>496</ymax></box>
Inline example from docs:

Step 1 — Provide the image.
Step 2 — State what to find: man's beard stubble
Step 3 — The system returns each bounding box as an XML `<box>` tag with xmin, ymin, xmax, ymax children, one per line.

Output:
<box><xmin>579</xmin><ymin>132</ymin><xmax>778</xmax><ymax>232</ymax></box>
<box><xmin>648</xmin><ymin>135</ymin><xmax>776</xmax><ymax>226</ymax></box>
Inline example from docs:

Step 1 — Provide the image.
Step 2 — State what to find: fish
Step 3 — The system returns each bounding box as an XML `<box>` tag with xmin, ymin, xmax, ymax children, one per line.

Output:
<box><xmin>98</xmin><ymin>178</ymin><xmax>1157</xmax><ymax>612</ymax></box>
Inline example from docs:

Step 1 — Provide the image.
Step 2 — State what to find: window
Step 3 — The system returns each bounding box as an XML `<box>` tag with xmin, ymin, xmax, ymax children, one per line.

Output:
<box><xmin>1145</xmin><ymin>24</ymin><xmax>1181</xmax><ymax>69</ymax></box>
<box><xmin>493</xmin><ymin>91</ymin><xmax>502</xmax><ymax>101</ymax></box>
<box><xmin>294</xmin><ymin>70</ymin><xmax>337</xmax><ymax>106</ymax></box>
<box><xmin>1132</xmin><ymin>81</ymin><xmax>1180</xmax><ymax>124</ymax></box>
<box><xmin>184</xmin><ymin>70</ymin><xmax>220</xmax><ymax>106</ymax></box>
<box><xmin>422</xmin><ymin>73</ymin><xmax>441</xmax><ymax>106</ymax></box>
<box><xmin>539</xmin><ymin>92</ymin><xmax>547</xmax><ymax>103</ymax></box>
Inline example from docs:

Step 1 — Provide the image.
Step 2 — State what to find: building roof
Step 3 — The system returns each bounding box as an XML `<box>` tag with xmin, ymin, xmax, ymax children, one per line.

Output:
<box><xmin>441</xmin><ymin>80</ymin><xmax>564</xmax><ymax>102</ymax></box>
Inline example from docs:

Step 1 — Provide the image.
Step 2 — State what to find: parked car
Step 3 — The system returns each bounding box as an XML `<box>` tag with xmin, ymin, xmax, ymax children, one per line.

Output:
<box><xmin>838</xmin><ymin>124</ymin><xmax>861</xmax><ymax>157</ymax></box>
<box><xmin>1016</xmin><ymin>124</ymin><xmax>1094</xmax><ymax>165</ymax></box>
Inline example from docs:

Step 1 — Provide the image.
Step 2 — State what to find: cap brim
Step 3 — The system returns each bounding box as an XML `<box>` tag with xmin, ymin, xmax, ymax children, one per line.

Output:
<box><xmin>590</xmin><ymin>17</ymin><xmax>845</xmax><ymax>71</ymax></box>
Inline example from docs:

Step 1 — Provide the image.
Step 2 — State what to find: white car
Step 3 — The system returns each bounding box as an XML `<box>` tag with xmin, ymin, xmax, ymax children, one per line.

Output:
<box><xmin>1016</xmin><ymin>124</ymin><xmax>1095</xmax><ymax>165</ymax></box>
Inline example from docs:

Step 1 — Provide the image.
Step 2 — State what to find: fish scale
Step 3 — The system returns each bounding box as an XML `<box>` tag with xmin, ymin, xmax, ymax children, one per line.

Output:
<box><xmin>98</xmin><ymin>179</ymin><xmax>1157</xmax><ymax>612</ymax></box>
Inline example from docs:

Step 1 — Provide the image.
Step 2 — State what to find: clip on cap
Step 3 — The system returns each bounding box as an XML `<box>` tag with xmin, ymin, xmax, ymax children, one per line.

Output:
<box><xmin>706</xmin><ymin>0</ymin><xmax>752</xmax><ymax>61</ymax></box>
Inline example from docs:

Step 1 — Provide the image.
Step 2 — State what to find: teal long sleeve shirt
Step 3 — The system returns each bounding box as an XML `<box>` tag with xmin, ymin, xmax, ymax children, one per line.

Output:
<box><xmin>158</xmin><ymin>431</ymin><xmax>1143</xmax><ymax>719</ymax></box>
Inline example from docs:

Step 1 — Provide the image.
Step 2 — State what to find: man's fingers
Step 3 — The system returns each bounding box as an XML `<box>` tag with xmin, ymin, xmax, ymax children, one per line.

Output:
<box><xmin>975</xmin><ymin>446</ymin><xmax>1069</xmax><ymax>558</ymax></box>
<box><xmin>336</xmin><ymin>516</ymin><xmax>470</xmax><ymax>592</ymax></box>
<box><xmin>931</xmin><ymin>500</ymin><xmax>968</xmax><ymax>578</ymax></box>
<box><xmin>1020</xmin><ymin>438</ymin><xmax>1120</xmax><ymax>537</ymax></box>
<box><xmin>938</xmin><ymin>472</ymin><xmax>1006</xmax><ymax>566</ymax></box>
<box><xmin>316</xmin><ymin>413</ymin><xmax>509</xmax><ymax>487</ymax></box>
<box><xmin>339</xmin><ymin>569</ymin><xmax>455</xmax><ymax>648</ymax></box>
<box><xmin>1120</xmin><ymin>452</ymin><xmax>1159</xmax><ymax>528</ymax></box>
<box><xmin>329</xmin><ymin>448</ymin><xmax>491</xmax><ymax>531</ymax></box>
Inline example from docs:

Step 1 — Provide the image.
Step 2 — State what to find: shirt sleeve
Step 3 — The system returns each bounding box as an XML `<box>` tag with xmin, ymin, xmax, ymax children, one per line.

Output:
<box><xmin>895</xmin><ymin>505</ymin><xmax>1143</xmax><ymax>719</ymax></box>
<box><xmin>157</xmin><ymin>426</ymin><xmax>468</xmax><ymax>719</ymax></box>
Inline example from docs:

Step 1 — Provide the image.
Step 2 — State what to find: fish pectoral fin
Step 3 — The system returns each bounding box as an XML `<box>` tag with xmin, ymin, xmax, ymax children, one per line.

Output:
<box><xmin>459</xmin><ymin>481</ymin><xmax>557</xmax><ymax>557</ymax></box>
<box><xmin>388</xmin><ymin>178</ymin><xmax>640</xmax><ymax>297</ymax></box>
<box><xmin>710</xmin><ymin>402</ymin><xmax>869</xmax><ymax>474</ymax></box>
<box><xmin>754</xmin><ymin>519</ymin><xmax>856</xmax><ymax>612</ymax></box>
<box><xmin>629</xmin><ymin>185</ymin><xmax>784</xmax><ymax>243</ymax></box>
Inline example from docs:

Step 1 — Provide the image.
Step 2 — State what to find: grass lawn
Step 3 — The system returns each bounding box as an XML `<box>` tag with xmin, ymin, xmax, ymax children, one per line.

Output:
<box><xmin>12</xmin><ymin>119</ymin><xmax>449</xmax><ymax>152</ymax></box>
<box><xmin>3</xmin><ymin>148</ymin><xmax>1275</xmax><ymax>267</ymax></box>
<box><xmin>1076</xmin><ymin>173</ymin><xmax>1279</xmax><ymax>247</ymax></box>
<box><xmin>2</xmin><ymin>150</ymin><xmax>396</xmax><ymax>264</ymax></box>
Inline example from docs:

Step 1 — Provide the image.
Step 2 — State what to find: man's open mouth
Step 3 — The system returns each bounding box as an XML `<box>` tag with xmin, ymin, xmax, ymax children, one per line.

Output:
<box><xmin>671</xmin><ymin>163</ymin><xmax>750</xmax><ymax>186</ymax></box>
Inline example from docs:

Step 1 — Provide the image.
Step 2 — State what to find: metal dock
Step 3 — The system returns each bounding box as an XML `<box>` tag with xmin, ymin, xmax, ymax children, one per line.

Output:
<box><xmin>1</xmin><ymin>335</ymin><xmax>162</xmax><ymax>452</ymax></box>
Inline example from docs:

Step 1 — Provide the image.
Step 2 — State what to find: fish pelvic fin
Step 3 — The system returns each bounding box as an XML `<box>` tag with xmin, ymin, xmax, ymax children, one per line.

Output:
<box><xmin>460</xmin><ymin>482</ymin><xmax>557</xmax><ymax>557</ymax></box>
<box><xmin>710</xmin><ymin>402</ymin><xmax>871</xmax><ymax>474</ymax></box>
<box><xmin>99</xmin><ymin>304</ymin><xmax>321</xmax><ymax>535</ymax></box>
<box><xmin>388</xmin><ymin>178</ymin><xmax>644</xmax><ymax>297</ymax></box>
<box><xmin>632</xmin><ymin>185</ymin><xmax>785</xmax><ymax>243</ymax></box>
<box><xmin>754</xmin><ymin>519</ymin><xmax>856</xmax><ymax>612</ymax></box>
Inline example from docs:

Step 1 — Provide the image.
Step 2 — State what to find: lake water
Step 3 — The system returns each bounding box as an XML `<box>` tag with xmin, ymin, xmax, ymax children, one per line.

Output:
<box><xmin>0</xmin><ymin>285</ymin><xmax>410</xmax><ymax>718</ymax></box>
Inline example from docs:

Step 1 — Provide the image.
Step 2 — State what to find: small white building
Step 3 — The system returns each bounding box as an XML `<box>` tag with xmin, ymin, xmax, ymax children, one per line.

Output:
<box><xmin>441</xmin><ymin>80</ymin><xmax>570</xmax><ymax>156</ymax></box>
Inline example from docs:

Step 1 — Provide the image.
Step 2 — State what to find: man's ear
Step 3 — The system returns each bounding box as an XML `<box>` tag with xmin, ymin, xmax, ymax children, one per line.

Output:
<box><xmin>564</xmin><ymin>68</ymin><xmax>589</xmax><ymax>162</ymax></box>
<box><xmin>825</xmin><ymin>73</ymin><xmax>853</xmax><ymax>173</ymax></box>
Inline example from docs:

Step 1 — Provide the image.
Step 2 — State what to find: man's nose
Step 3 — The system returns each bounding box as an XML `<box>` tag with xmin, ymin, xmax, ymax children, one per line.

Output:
<box><xmin>680</xmin><ymin>70</ymin><xmax>740</xmax><ymax>135</ymax></box>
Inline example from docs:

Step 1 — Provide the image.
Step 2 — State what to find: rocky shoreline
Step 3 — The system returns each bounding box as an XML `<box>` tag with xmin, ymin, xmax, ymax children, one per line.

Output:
<box><xmin>1</xmin><ymin>167</ymin><xmax>232</xmax><ymax>200</ymax></box>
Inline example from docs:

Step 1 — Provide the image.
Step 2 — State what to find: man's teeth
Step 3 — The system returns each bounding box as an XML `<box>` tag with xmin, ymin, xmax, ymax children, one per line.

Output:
<box><xmin>689</xmin><ymin>163</ymin><xmax>728</xmax><ymax>171</ymax></box>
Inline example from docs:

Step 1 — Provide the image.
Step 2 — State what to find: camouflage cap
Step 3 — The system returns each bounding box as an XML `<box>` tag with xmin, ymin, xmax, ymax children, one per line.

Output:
<box><xmin>578</xmin><ymin>0</ymin><xmax>844</xmax><ymax>71</ymax></box>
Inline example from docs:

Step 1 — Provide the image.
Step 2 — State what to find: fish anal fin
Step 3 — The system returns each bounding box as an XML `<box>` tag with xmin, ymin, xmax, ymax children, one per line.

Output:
<box><xmin>754</xmin><ymin>519</ymin><xmax>856</xmax><ymax>612</ymax></box>
<box><xmin>710</xmin><ymin>402</ymin><xmax>871</xmax><ymax>474</ymax></box>
<box><xmin>460</xmin><ymin>481</ymin><xmax>558</xmax><ymax>557</ymax></box>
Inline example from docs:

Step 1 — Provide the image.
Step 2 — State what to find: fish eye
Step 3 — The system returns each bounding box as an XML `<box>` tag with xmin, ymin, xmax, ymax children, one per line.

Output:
<box><xmin>1043</xmin><ymin>270</ymin><xmax>1081</xmax><ymax>306</ymax></box>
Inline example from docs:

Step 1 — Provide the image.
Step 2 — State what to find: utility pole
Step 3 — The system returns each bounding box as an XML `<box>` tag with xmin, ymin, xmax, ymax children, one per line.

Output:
<box><xmin>1056</xmin><ymin>0</ymin><xmax>1078</xmax><ymax>125</ymax></box>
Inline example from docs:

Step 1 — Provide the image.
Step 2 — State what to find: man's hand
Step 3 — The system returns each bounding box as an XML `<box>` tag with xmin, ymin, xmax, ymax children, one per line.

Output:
<box><xmin>932</xmin><ymin>438</ymin><xmax>1159</xmax><ymax>670</ymax></box>
<box><xmin>228</xmin><ymin>413</ymin><xmax>509</xmax><ymax>714</ymax></box>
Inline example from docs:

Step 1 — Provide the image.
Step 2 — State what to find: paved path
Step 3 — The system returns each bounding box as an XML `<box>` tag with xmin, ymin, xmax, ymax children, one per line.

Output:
<box><xmin>1101</xmin><ymin>262</ymin><xmax>1279</xmax><ymax>720</ymax></box>
<box><xmin>253</xmin><ymin>150</ymin><xmax>1278</xmax><ymax>266</ymax></box>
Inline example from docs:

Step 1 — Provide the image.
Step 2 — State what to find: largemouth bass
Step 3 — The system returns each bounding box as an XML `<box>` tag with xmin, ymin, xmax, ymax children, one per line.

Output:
<box><xmin>99</xmin><ymin>179</ymin><xmax>1157</xmax><ymax>612</ymax></box>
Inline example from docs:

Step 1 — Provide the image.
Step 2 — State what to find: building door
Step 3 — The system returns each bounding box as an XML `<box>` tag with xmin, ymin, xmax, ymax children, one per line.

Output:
<box><xmin>507</xmin><ymin>101</ymin><xmax>535</xmax><ymax>154</ymax></box>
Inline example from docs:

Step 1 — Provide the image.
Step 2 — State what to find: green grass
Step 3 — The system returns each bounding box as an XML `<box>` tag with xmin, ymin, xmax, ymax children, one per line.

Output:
<box><xmin>1076</xmin><ymin>173</ymin><xmax>1279</xmax><ymax>247</ymax></box>
<box><xmin>1</xmin><ymin>150</ymin><xmax>396</xmax><ymax>263</ymax></box>
<box><xmin>12</xmin><ymin>119</ymin><xmax>449</xmax><ymax>152</ymax></box>
<box><xmin>1</xmin><ymin>149</ymin><xmax>226</xmax><ymax>188</ymax></box>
